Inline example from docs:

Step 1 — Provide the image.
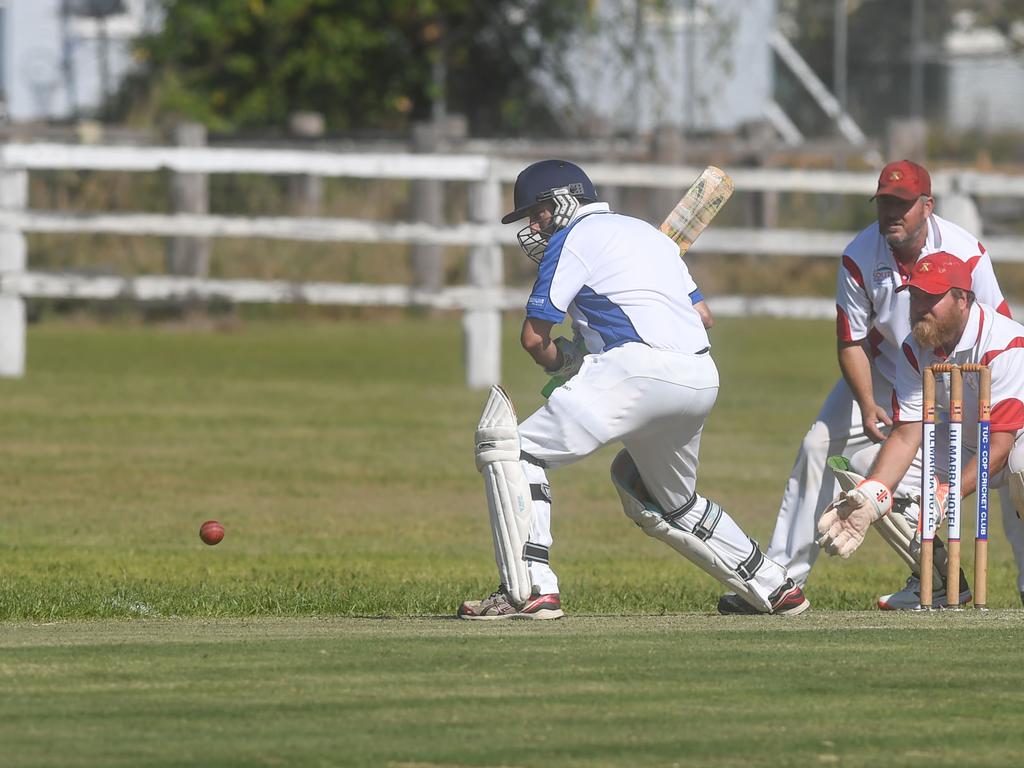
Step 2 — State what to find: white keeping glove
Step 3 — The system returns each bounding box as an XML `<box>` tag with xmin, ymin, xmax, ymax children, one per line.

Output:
<box><xmin>930</xmin><ymin>479</ymin><xmax>950</xmax><ymax>527</ymax></box>
<box><xmin>816</xmin><ymin>479</ymin><xmax>893</xmax><ymax>559</ymax></box>
<box><xmin>544</xmin><ymin>334</ymin><xmax>587</xmax><ymax>380</ymax></box>
<box><xmin>911</xmin><ymin>478</ymin><xmax>949</xmax><ymax>550</ymax></box>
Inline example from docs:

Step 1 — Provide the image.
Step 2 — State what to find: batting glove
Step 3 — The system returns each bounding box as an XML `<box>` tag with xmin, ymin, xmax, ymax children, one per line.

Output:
<box><xmin>544</xmin><ymin>335</ymin><xmax>587</xmax><ymax>380</ymax></box>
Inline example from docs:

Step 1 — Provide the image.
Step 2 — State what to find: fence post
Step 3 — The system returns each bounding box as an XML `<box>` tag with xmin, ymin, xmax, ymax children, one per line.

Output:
<box><xmin>0</xmin><ymin>165</ymin><xmax>28</xmax><ymax>378</ymax></box>
<box><xmin>648</xmin><ymin>124</ymin><xmax>685</xmax><ymax>223</ymax></box>
<box><xmin>885</xmin><ymin>118</ymin><xmax>927</xmax><ymax>163</ymax></box>
<box><xmin>167</xmin><ymin>121</ymin><xmax>210</xmax><ymax>277</ymax></box>
<box><xmin>411</xmin><ymin>116</ymin><xmax>467</xmax><ymax>296</ymax></box>
<box><xmin>287</xmin><ymin>111</ymin><xmax>325</xmax><ymax>216</ymax></box>
<box><xmin>411</xmin><ymin>122</ymin><xmax>445</xmax><ymax>296</ymax></box>
<box><xmin>464</xmin><ymin>166</ymin><xmax>503</xmax><ymax>389</ymax></box>
<box><xmin>937</xmin><ymin>172</ymin><xmax>983</xmax><ymax>237</ymax></box>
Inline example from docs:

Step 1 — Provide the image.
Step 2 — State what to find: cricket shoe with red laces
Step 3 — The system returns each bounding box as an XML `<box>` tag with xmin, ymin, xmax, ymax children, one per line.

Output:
<box><xmin>458</xmin><ymin>586</ymin><xmax>564</xmax><ymax>620</ymax></box>
<box><xmin>877</xmin><ymin>571</ymin><xmax>972</xmax><ymax>610</ymax></box>
<box><xmin>716</xmin><ymin>578</ymin><xmax>811</xmax><ymax>616</ymax></box>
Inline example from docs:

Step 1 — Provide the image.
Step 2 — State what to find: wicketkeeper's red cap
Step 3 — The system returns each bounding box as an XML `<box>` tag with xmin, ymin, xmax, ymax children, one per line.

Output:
<box><xmin>872</xmin><ymin>160</ymin><xmax>931</xmax><ymax>201</ymax></box>
<box><xmin>896</xmin><ymin>251</ymin><xmax>972</xmax><ymax>296</ymax></box>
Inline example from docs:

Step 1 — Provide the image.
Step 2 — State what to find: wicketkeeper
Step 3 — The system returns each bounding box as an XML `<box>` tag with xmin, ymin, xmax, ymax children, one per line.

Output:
<box><xmin>749</xmin><ymin>160</ymin><xmax>1024</xmax><ymax>612</ymax></box>
<box><xmin>816</xmin><ymin>252</ymin><xmax>1024</xmax><ymax>581</ymax></box>
<box><xmin>459</xmin><ymin>159</ymin><xmax>808</xmax><ymax>619</ymax></box>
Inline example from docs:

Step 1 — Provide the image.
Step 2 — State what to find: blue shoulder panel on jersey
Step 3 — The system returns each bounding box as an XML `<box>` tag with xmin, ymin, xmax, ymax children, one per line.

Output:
<box><xmin>689</xmin><ymin>288</ymin><xmax>704</xmax><ymax>304</ymax></box>
<box><xmin>524</xmin><ymin>213</ymin><xmax>606</xmax><ymax>323</ymax></box>
<box><xmin>574</xmin><ymin>286</ymin><xmax>644</xmax><ymax>349</ymax></box>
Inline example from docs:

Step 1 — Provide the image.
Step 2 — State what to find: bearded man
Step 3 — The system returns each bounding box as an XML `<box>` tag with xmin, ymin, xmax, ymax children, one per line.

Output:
<box><xmin>816</xmin><ymin>251</ymin><xmax>1024</xmax><ymax>597</ymax></box>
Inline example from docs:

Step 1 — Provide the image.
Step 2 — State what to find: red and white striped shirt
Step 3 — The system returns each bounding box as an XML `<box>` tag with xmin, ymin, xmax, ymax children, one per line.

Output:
<box><xmin>836</xmin><ymin>214</ymin><xmax>1010</xmax><ymax>390</ymax></box>
<box><xmin>892</xmin><ymin>303</ymin><xmax>1024</xmax><ymax>446</ymax></box>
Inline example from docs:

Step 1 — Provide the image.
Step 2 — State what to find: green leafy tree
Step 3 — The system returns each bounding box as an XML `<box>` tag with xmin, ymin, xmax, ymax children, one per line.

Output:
<box><xmin>117</xmin><ymin>0</ymin><xmax>590</xmax><ymax>135</ymax></box>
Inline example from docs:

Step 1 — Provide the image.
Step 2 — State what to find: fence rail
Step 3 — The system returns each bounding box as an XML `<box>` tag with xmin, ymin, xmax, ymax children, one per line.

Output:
<box><xmin>3</xmin><ymin>143</ymin><xmax>1024</xmax><ymax>384</ymax></box>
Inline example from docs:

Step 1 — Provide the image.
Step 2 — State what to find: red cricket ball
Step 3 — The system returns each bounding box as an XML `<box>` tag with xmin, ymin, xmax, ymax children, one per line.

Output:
<box><xmin>199</xmin><ymin>520</ymin><xmax>225</xmax><ymax>546</ymax></box>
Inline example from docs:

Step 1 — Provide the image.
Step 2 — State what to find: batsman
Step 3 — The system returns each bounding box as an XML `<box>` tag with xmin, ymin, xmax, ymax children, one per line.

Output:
<box><xmin>459</xmin><ymin>159</ymin><xmax>808</xmax><ymax>619</ymax></box>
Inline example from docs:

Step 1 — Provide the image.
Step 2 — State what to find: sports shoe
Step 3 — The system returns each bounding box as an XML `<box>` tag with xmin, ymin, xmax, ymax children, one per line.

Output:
<box><xmin>716</xmin><ymin>579</ymin><xmax>810</xmax><ymax>616</ymax></box>
<box><xmin>877</xmin><ymin>571</ymin><xmax>972</xmax><ymax>610</ymax></box>
<box><xmin>458</xmin><ymin>586</ymin><xmax>564</xmax><ymax>621</ymax></box>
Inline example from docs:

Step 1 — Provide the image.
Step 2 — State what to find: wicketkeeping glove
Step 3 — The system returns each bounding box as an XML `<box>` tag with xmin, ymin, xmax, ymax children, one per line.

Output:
<box><xmin>816</xmin><ymin>479</ymin><xmax>893</xmax><ymax>559</ymax></box>
<box><xmin>912</xmin><ymin>477</ymin><xmax>949</xmax><ymax>551</ymax></box>
<box><xmin>930</xmin><ymin>479</ymin><xmax>950</xmax><ymax>527</ymax></box>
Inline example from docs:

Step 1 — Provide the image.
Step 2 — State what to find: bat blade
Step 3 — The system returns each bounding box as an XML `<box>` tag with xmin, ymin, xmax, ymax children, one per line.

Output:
<box><xmin>659</xmin><ymin>165</ymin><xmax>734</xmax><ymax>256</ymax></box>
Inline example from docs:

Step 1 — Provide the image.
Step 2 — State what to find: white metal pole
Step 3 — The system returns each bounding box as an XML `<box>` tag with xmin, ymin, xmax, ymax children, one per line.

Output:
<box><xmin>833</xmin><ymin>0</ymin><xmax>848</xmax><ymax>115</ymax></box>
<box><xmin>464</xmin><ymin>167</ymin><xmax>503</xmax><ymax>389</ymax></box>
<box><xmin>0</xmin><ymin>166</ymin><xmax>28</xmax><ymax>378</ymax></box>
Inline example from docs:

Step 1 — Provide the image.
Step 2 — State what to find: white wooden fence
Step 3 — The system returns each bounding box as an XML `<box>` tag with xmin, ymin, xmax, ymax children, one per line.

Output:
<box><xmin>2</xmin><ymin>143</ymin><xmax>1024</xmax><ymax>386</ymax></box>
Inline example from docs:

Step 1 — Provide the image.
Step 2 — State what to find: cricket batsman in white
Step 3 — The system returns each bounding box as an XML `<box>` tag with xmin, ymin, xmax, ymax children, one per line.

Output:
<box><xmin>459</xmin><ymin>159</ymin><xmax>808</xmax><ymax>619</ymax></box>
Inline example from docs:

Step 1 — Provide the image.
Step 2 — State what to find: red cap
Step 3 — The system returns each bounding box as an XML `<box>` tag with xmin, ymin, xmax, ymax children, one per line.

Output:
<box><xmin>896</xmin><ymin>251</ymin><xmax>972</xmax><ymax>295</ymax></box>
<box><xmin>872</xmin><ymin>160</ymin><xmax>931</xmax><ymax>201</ymax></box>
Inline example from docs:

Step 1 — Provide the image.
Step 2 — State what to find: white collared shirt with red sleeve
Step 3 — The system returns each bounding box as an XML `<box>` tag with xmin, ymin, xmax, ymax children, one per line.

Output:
<box><xmin>891</xmin><ymin>303</ymin><xmax>1024</xmax><ymax>451</ymax></box>
<box><xmin>835</xmin><ymin>214</ymin><xmax>1011</xmax><ymax>390</ymax></box>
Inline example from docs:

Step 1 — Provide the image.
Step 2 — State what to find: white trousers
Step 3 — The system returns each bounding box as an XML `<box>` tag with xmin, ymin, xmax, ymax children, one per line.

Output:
<box><xmin>766</xmin><ymin>376</ymin><xmax>1024</xmax><ymax>589</ymax></box>
<box><xmin>516</xmin><ymin>343</ymin><xmax>788</xmax><ymax>602</ymax></box>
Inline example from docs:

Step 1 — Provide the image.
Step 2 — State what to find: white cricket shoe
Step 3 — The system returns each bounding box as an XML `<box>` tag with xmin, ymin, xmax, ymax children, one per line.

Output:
<box><xmin>458</xmin><ymin>586</ymin><xmax>564</xmax><ymax>620</ymax></box>
<box><xmin>877</xmin><ymin>573</ymin><xmax>972</xmax><ymax>610</ymax></box>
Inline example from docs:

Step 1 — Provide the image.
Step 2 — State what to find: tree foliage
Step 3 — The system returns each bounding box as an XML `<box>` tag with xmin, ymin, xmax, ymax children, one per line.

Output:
<box><xmin>118</xmin><ymin>0</ymin><xmax>591</xmax><ymax>135</ymax></box>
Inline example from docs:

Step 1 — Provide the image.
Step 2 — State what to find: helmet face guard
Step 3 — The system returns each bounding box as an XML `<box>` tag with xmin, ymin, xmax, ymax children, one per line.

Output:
<box><xmin>516</xmin><ymin>187</ymin><xmax>581</xmax><ymax>264</ymax></box>
<box><xmin>516</xmin><ymin>222</ymin><xmax>549</xmax><ymax>264</ymax></box>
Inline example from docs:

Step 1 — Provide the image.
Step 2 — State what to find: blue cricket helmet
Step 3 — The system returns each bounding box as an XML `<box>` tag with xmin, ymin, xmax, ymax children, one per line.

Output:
<box><xmin>501</xmin><ymin>159</ymin><xmax>598</xmax><ymax>224</ymax></box>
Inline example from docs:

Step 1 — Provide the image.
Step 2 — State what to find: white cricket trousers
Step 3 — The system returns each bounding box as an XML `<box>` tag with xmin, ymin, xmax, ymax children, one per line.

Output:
<box><xmin>516</xmin><ymin>343</ymin><xmax>788</xmax><ymax>602</ymax></box>
<box><xmin>766</xmin><ymin>375</ymin><xmax>1024</xmax><ymax>589</ymax></box>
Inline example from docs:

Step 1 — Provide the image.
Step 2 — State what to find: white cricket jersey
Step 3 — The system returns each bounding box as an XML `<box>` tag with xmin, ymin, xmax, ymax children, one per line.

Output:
<box><xmin>892</xmin><ymin>303</ymin><xmax>1024</xmax><ymax>446</ymax></box>
<box><xmin>525</xmin><ymin>203</ymin><xmax>709</xmax><ymax>354</ymax></box>
<box><xmin>835</xmin><ymin>214</ymin><xmax>1010</xmax><ymax>388</ymax></box>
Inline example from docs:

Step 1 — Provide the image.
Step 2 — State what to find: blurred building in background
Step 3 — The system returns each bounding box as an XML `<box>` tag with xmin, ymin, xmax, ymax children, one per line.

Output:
<box><xmin>0</xmin><ymin>0</ymin><xmax>158</xmax><ymax>123</ymax></box>
<box><xmin>944</xmin><ymin>11</ymin><xmax>1024</xmax><ymax>133</ymax></box>
<box><xmin>552</xmin><ymin>0</ymin><xmax>776</xmax><ymax>137</ymax></box>
<box><xmin>0</xmin><ymin>0</ymin><xmax>1022</xmax><ymax>151</ymax></box>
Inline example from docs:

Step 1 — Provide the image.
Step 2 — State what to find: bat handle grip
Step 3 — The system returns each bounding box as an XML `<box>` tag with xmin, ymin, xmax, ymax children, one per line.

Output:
<box><xmin>541</xmin><ymin>376</ymin><xmax>566</xmax><ymax>398</ymax></box>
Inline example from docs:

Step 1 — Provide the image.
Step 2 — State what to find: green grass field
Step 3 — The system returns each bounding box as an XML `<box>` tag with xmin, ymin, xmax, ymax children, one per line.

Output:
<box><xmin>2</xmin><ymin>315</ymin><xmax>1023</xmax><ymax>767</ymax></box>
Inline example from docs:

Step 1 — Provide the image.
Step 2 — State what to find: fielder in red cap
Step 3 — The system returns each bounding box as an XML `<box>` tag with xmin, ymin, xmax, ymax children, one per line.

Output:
<box><xmin>898</xmin><ymin>249</ymin><xmax>972</xmax><ymax>292</ymax></box>
<box><xmin>871</xmin><ymin>159</ymin><xmax>932</xmax><ymax>201</ymax></box>
<box><xmin>730</xmin><ymin>159</ymin><xmax>1024</xmax><ymax>615</ymax></box>
<box><xmin>818</xmin><ymin>253</ymin><xmax>1024</xmax><ymax>588</ymax></box>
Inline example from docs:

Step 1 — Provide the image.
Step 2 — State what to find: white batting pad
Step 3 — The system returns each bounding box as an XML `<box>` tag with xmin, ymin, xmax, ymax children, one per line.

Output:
<box><xmin>610</xmin><ymin>450</ymin><xmax>773</xmax><ymax>613</ymax></box>
<box><xmin>475</xmin><ymin>386</ymin><xmax>533</xmax><ymax>604</ymax></box>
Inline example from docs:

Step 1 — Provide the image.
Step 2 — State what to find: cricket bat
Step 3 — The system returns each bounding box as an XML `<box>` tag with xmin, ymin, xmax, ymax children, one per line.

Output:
<box><xmin>541</xmin><ymin>166</ymin><xmax>734</xmax><ymax>398</ymax></box>
<box><xmin>658</xmin><ymin>165</ymin><xmax>735</xmax><ymax>256</ymax></box>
